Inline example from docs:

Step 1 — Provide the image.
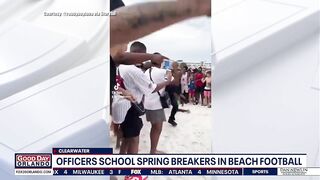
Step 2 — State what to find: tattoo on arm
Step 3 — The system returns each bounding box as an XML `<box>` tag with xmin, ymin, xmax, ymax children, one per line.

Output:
<box><xmin>125</xmin><ymin>3</ymin><xmax>192</xmax><ymax>29</ymax></box>
<box><xmin>110</xmin><ymin>1</ymin><xmax>197</xmax><ymax>47</ymax></box>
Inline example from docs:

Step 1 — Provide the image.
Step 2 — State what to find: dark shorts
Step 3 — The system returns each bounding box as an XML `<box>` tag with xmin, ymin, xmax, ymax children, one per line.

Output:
<box><xmin>166</xmin><ymin>85</ymin><xmax>180</xmax><ymax>95</ymax></box>
<box><xmin>120</xmin><ymin>105</ymin><xmax>143</xmax><ymax>138</ymax></box>
<box><xmin>196</xmin><ymin>86</ymin><xmax>204</xmax><ymax>93</ymax></box>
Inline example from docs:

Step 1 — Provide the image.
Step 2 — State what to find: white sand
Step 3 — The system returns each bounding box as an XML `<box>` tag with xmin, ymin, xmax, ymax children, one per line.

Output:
<box><xmin>110</xmin><ymin>103</ymin><xmax>212</xmax><ymax>180</ymax></box>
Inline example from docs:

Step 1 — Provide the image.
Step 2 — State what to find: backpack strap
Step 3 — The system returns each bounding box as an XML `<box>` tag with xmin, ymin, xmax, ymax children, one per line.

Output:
<box><xmin>149</xmin><ymin>68</ymin><xmax>161</xmax><ymax>97</ymax></box>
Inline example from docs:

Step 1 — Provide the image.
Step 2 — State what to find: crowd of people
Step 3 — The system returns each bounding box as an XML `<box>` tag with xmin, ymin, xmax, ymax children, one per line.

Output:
<box><xmin>182</xmin><ymin>65</ymin><xmax>212</xmax><ymax>108</ymax></box>
<box><xmin>109</xmin><ymin>0</ymin><xmax>211</xmax><ymax>179</ymax></box>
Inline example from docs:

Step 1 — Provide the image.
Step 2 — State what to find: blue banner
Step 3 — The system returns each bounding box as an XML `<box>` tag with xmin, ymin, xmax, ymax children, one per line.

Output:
<box><xmin>243</xmin><ymin>168</ymin><xmax>277</xmax><ymax>175</ymax></box>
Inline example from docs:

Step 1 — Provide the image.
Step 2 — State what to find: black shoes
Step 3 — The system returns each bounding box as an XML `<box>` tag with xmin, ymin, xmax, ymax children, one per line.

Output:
<box><xmin>168</xmin><ymin>118</ymin><xmax>177</xmax><ymax>126</ymax></box>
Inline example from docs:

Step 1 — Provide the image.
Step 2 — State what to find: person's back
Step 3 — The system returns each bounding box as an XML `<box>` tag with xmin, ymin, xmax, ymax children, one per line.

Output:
<box><xmin>119</xmin><ymin>64</ymin><xmax>156</xmax><ymax>104</ymax></box>
<box><xmin>181</xmin><ymin>71</ymin><xmax>188</xmax><ymax>90</ymax></box>
<box><xmin>144</xmin><ymin>60</ymin><xmax>170</xmax><ymax>154</ymax></box>
<box><xmin>171</xmin><ymin>69</ymin><xmax>182</xmax><ymax>86</ymax></box>
<box><xmin>167</xmin><ymin>62</ymin><xmax>182</xmax><ymax>97</ymax></box>
<box><xmin>144</xmin><ymin>67</ymin><xmax>167</xmax><ymax>110</ymax></box>
<box><xmin>189</xmin><ymin>78</ymin><xmax>195</xmax><ymax>91</ymax></box>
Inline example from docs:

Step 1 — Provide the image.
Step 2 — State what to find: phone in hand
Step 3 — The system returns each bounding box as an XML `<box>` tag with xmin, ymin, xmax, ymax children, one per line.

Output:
<box><xmin>162</xmin><ymin>59</ymin><xmax>174</xmax><ymax>70</ymax></box>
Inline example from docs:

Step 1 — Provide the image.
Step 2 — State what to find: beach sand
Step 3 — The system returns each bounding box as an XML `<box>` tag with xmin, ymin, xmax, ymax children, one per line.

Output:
<box><xmin>110</xmin><ymin>103</ymin><xmax>212</xmax><ymax>180</ymax></box>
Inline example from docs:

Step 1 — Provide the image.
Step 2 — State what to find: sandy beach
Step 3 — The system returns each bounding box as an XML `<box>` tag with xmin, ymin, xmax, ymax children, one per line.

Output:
<box><xmin>110</xmin><ymin>103</ymin><xmax>212</xmax><ymax>180</ymax></box>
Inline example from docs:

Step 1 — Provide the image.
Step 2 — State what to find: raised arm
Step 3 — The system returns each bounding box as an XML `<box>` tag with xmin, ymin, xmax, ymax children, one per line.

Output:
<box><xmin>113</xmin><ymin>52</ymin><xmax>165</xmax><ymax>65</ymax></box>
<box><xmin>110</xmin><ymin>0</ymin><xmax>211</xmax><ymax>47</ymax></box>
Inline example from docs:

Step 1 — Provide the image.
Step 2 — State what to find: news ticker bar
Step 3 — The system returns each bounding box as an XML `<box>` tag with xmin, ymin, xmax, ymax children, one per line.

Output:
<box><xmin>52</xmin><ymin>168</ymin><xmax>320</xmax><ymax>176</ymax></box>
<box><xmin>15</xmin><ymin>168</ymin><xmax>320</xmax><ymax>176</ymax></box>
<box><xmin>15</xmin><ymin>148</ymin><xmax>318</xmax><ymax>176</ymax></box>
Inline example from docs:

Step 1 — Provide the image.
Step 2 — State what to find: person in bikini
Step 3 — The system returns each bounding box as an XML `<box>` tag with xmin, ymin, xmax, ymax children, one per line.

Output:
<box><xmin>202</xmin><ymin>70</ymin><xmax>212</xmax><ymax>108</ymax></box>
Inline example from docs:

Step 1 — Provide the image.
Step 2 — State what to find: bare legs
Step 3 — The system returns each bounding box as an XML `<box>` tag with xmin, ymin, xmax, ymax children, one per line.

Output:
<box><xmin>120</xmin><ymin>137</ymin><xmax>139</xmax><ymax>154</ymax></box>
<box><xmin>150</xmin><ymin>122</ymin><xmax>163</xmax><ymax>154</ymax></box>
<box><xmin>204</xmin><ymin>93</ymin><xmax>208</xmax><ymax>106</ymax></box>
<box><xmin>200</xmin><ymin>91</ymin><xmax>204</xmax><ymax>105</ymax></box>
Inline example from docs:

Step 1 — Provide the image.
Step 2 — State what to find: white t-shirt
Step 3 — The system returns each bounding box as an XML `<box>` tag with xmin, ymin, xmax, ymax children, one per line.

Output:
<box><xmin>144</xmin><ymin>67</ymin><xmax>167</xmax><ymax>110</ymax></box>
<box><xmin>118</xmin><ymin>65</ymin><xmax>157</xmax><ymax>103</ymax></box>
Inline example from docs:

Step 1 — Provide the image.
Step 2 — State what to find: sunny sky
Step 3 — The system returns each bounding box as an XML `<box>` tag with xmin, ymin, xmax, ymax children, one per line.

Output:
<box><xmin>123</xmin><ymin>0</ymin><xmax>212</xmax><ymax>63</ymax></box>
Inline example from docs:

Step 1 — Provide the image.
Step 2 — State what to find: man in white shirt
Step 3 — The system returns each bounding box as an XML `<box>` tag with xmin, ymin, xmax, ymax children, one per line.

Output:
<box><xmin>144</xmin><ymin>53</ymin><xmax>170</xmax><ymax>154</ymax></box>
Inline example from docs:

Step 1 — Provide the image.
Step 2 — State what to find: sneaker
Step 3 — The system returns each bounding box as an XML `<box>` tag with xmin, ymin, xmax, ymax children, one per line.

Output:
<box><xmin>168</xmin><ymin>119</ymin><xmax>177</xmax><ymax>126</ymax></box>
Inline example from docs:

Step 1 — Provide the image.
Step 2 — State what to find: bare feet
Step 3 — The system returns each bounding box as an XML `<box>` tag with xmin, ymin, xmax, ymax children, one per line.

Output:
<box><xmin>155</xmin><ymin>150</ymin><xmax>166</xmax><ymax>154</ymax></box>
